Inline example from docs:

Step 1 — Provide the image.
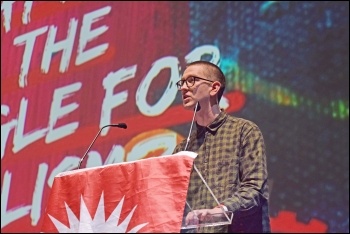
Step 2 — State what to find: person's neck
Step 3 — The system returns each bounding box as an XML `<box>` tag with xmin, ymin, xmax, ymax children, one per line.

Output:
<box><xmin>195</xmin><ymin>103</ymin><xmax>221</xmax><ymax>126</ymax></box>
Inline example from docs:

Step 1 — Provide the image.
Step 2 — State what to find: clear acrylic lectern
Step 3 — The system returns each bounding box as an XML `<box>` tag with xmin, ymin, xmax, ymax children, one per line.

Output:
<box><xmin>180</xmin><ymin>163</ymin><xmax>233</xmax><ymax>230</ymax></box>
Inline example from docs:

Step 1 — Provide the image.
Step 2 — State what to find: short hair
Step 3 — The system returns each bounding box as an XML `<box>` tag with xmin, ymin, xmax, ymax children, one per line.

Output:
<box><xmin>186</xmin><ymin>61</ymin><xmax>226</xmax><ymax>101</ymax></box>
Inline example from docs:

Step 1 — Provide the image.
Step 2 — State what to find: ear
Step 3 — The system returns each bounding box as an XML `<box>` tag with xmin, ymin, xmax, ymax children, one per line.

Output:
<box><xmin>209</xmin><ymin>81</ymin><xmax>221</xmax><ymax>97</ymax></box>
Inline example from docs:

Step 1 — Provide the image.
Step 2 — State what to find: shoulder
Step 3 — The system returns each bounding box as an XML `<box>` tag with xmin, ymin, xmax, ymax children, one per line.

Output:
<box><xmin>225</xmin><ymin>114</ymin><xmax>260</xmax><ymax>130</ymax></box>
<box><xmin>224</xmin><ymin>114</ymin><xmax>264</xmax><ymax>138</ymax></box>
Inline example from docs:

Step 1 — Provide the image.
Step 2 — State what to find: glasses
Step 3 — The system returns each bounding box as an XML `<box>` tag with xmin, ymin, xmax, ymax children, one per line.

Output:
<box><xmin>176</xmin><ymin>76</ymin><xmax>214</xmax><ymax>90</ymax></box>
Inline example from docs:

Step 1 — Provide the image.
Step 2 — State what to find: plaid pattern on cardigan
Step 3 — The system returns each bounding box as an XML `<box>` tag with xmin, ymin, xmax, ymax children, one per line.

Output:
<box><xmin>173</xmin><ymin>111</ymin><xmax>270</xmax><ymax>233</ymax></box>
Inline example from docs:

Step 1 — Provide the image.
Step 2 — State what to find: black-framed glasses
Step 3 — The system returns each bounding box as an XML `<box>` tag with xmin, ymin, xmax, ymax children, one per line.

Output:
<box><xmin>176</xmin><ymin>76</ymin><xmax>214</xmax><ymax>90</ymax></box>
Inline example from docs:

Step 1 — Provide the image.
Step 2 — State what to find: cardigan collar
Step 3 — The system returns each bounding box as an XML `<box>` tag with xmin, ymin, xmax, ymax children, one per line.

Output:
<box><xmin>195</xmin><ymin>111</ymin><xmax>227</xmax><ymax>136</ymax></box>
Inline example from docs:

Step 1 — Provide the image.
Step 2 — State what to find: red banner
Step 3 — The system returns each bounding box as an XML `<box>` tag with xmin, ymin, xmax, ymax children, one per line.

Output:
<box><xmin>41</xmin><ymin>151</ymin><xmax>197</xmax><ymax>233</ymax></box>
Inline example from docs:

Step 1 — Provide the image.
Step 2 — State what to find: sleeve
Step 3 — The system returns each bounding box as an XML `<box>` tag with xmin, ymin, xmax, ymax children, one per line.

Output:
<box><xmin>222</xmin><ymin>122</ymin><xmax>269</xmax><ymax>216</ymax></box>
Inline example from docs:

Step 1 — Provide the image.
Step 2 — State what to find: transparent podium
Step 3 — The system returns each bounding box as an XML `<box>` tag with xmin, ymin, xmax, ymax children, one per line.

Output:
<box><xmin>181</xmin><ymin>210</ymin><xmax>233</xmax><ymax>229</ymax></box>
<box><xmin>180</xmin><ymin>164</ymin><xmax>233</xmax><ymax>231</ymax></box>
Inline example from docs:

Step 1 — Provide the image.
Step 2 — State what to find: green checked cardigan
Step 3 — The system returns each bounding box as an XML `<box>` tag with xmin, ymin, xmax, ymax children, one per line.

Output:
<box><xmin>173</xmin><ymin>111</ymin><xmax>270</xmax><ymax>233</ymax></box>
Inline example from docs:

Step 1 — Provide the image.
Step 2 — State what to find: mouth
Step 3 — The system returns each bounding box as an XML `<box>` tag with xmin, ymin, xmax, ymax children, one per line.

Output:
<box><xmin>182</xmin><ymin>94</ymin><xmax>191</xmax><ymax>101</ymax></box>
<box><xmin>183</xmin><ymin>95</ymin><xmax>195</xmax><ymax>106</ymax></box>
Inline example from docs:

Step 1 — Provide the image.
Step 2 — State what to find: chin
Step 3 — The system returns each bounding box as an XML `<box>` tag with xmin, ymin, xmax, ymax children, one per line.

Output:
<box><xmin>183</xmin><ymin>102</ymin><xmax>195</xmax><ymax>110</ymax></box>
<box><xmin>183</xmin><ymin>105</ymin><xmax>193</xmax><ymax>110</ymax></box>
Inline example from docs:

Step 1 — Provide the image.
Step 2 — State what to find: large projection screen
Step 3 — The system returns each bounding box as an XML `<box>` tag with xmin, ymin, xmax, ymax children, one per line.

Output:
<box><xmin>1</xmin><ymin>1</ymin><xmax>348</xmax><ymax>233</ymax></box>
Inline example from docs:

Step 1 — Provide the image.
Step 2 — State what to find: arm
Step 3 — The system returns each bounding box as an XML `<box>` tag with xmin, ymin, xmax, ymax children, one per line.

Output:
<box><xmin>222</xmin><ymin>122</ymin><xmax>269</xmax><ymax>215</ymax></box>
